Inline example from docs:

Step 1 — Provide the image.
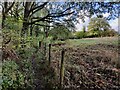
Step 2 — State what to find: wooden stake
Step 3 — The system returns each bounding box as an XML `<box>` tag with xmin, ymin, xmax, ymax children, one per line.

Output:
<box><xmin>60</xmin><ymin>48</ymin><xmax>65</xmax><ymax>89</ymax></box>
<box><xmin>39</xmin><ymin>41</ymin><xmax>41</xmax><ymax>48</ymax></box>
<box><xmin>48</xmin><ymin>44</ymin><xmax>51</xmax><ymax>66</ymax></box>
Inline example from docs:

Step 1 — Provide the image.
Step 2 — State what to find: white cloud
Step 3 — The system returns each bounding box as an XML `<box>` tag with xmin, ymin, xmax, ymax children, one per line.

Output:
<box><xmin>109</xmin><ymin>18</ymin><xmax>118</xmax><ymax>31</ymax></box>
<box><xmin>103</xmin><ymin>13</ymin><xmax>110</xmax><ymax>18</ymax></box>
<box><xmin>76</xmin><ymin>16</ymin><xmax>90</xmax><ymax>31</ymax></box>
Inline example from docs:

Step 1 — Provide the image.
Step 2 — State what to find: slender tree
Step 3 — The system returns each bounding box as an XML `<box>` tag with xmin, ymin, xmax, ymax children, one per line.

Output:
<box><xmin>1</xmin><ymin>2</ymin><xmax>15</xmax><ymax>28</ymax></box>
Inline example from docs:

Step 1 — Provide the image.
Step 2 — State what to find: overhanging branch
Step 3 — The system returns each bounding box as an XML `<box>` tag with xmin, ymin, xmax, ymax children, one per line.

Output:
<box><xmin>28</xmin><ymin>11</ymin><xmax>74</xmax><ymax>25</ymax></box>
<box><xmin>29</xmin><ymin>2</ymin><xmax>48</xmax><ymax>17</ymax></box>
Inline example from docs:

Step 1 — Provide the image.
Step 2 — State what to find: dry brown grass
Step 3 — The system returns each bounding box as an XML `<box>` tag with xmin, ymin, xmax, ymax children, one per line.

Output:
<box><xmin>50</xmin><ymin>41</ymin><xmax>119</xmax><ymax>90</ymax></box>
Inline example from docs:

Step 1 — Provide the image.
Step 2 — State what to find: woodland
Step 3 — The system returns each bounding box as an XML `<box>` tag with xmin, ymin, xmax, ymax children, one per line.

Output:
<box><xmin>0</xmin><ymin>1</ymin><xmax>120</xmax><ymax>90</ymax></box>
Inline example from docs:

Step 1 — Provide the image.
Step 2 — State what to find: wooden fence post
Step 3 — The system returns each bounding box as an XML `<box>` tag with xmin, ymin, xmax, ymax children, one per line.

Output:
<box><xmin>44</xmin><ymin>42</ymin><xmax>47</xmax><ymax>60</ymax></box>
<box><xmin>60</xmin><ymin>48</ymin><xmax>65</xmax><ymax>89</ymax></box>
<box><xmin>39</xmin><ymin>41</ymin><xmax>41</xmax><ymax>48</ymax></box>
<box><xmin>48</xmin><ymin>44</ymin><xmax>51</xmax><ymax>66</ymax></box>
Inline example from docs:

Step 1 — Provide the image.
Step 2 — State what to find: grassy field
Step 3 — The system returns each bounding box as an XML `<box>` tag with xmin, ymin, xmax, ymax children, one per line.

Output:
<box><xmin>51</xmin><ymin>36</ymin><xmax>119</xmax><ymax>90</ymax></box>
<box><xmin>66</xmin><ymin>37</ymin><xmax>118</xmax><ymax>47</ymax></box>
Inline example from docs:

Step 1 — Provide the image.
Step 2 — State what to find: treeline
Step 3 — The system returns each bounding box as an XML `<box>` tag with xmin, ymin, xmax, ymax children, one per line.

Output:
<box><xmin>74</xmin><ymin>17</ymin><xmax>118</xmax><ymax>39</ymax></box>
<box><xmin>49</xmin><ymin>17</ymin><xmax>119</xmax><ymax>40</ymax></box>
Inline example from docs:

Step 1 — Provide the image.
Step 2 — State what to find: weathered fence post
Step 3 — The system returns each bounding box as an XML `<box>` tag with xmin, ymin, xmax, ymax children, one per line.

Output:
<box><xmin>39</xmin><ymin>41</ymin><xmax>41</xmax><ymax>48</ymax></box>
<box><xmin>48</xmin><ymin>44</ymin><xmax>51</xmax><ymax>66</ymax></box>
<box><xmin>60</xmin><ymin>48</ymin><xmax>65</xmax><ymax>89</ymax></box>
<box><xmin>44</xmin><ymin>42</ymin><xmax>47</xmax><ymax>60</ymax></box>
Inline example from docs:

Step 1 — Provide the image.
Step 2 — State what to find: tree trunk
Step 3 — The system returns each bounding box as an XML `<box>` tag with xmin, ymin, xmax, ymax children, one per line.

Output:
<box><xmin>21</xmin><ymin>2</ymin><xmax>31</xmax><ymax>37</ymax></box>
<box><xmin>1</xmin><ymin>2</ymin><xmax>15</xmax><ymax>29</ymax></box>
<box><xmin>20</xmin><ymin>2</ymin><xmax>31</xmax><ymax>48</ymax></box>
<box><xmin>1</xmin><ymin>2</ymin><xmax>7</xmax><ymax>29</ymax></box>
<box><xmin>2</xmin><ymin>13</ymin><xmax>6</xmax><ymax>29</ymax></box>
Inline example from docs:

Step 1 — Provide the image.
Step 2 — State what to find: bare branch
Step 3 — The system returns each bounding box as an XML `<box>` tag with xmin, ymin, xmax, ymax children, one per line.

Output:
<box><xmin>34</xmin><ymin>24</ymin><xmax>54</xmax><ymax>27</ymax></box>
<box><xmin>5</xmin><ymin>2</ymin><xmax>15</xmax><ymax>13</ymax></box>
<box><xmin>49</xmin><ymin>11</ymin><xmax>75</xmax><ymax>18</ymax></box>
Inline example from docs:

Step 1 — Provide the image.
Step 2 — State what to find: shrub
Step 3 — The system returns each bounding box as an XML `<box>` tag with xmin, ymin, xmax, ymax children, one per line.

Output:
<box><xmin>49</xmin><ymin>25</ymin><xmax>71</xmax><ymax>41</ymax></box>
<box><xmin>2</xmin><ymin>59</ymin><xmax>35</xmax><ymax>90</ymax></box>
<box><xmin>74</xmin><ymin>31</ymin><xmax>86</xmax><ymax>39</ymax></box>
<box><xmin>104</xmin><ymin>29</ymin><xmax>118</xmax><ymax>37</ymax></box>
<box><xmin>69</xmin><ymin>33</ymin><xmax>77</xmax><ymax>39</ymax></box>
<box><xmin>86</xmin><ymin>30</ymin><xmax>102</xmax><ymax>38</ymax></box>
<box><xmin>2</xmin><ymin>60</ymin><xmax>25</xmax><ymax>90</ymax></box>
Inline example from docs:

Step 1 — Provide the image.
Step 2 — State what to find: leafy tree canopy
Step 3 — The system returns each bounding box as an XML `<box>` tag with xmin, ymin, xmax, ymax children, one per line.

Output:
<box><xmin>49</xmin><ymin>25</ymin><xmax>71</xmax><ymax>40</ymax></box>
<box><xmin>87</xmin><ymin>17</ymin><xmax>118</xmax><ymax>37</ymax></box>
<box><xmin>87</xmin><ymin>17</ymin><xmax>111</xmax><ymax>32</ymax></box>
